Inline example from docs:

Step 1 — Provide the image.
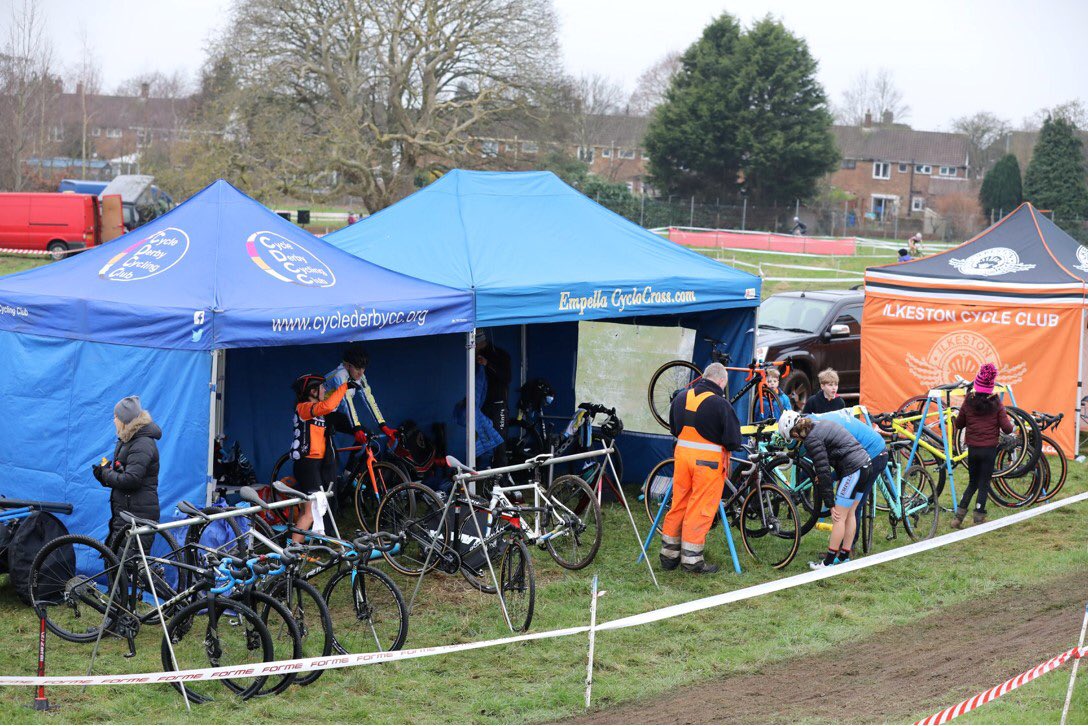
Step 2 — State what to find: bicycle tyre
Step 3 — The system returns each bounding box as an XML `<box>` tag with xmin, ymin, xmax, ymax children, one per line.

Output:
<box><xmin>183</xmin><ymin>505</ymin><xmax>247</xmax><ymax>564</ymax></box>
<box><xmin>161</xmin><ymin>595</ymin><xmax>272</xmax><ymax>704</ymax></box>
<box><xmin>30</xmin><ymin>534</ymin><xmax>122</xmax><ymax>643</ymax></box>
<box><xmin>766</xmin><ymin>455</ymin><xmax>822</xmax><ymax>537</ymax></box>
<box><xmin>901</xmin><ymin>465</ymin><xmax>939</xmax><ymax>540</ymax></box>
<box><xmin>323</xmin><ymin>565</ymin><xmax>409</xmax><ymax>654</ymax></box>
<box><xmin>458</xmin><ymin>513</ymin><xmax>506</xmax><ymax>594</ymax></box>
<box><xmin>860</xmin><ymin>489</ymin><xmax>875</xmax><ymax>555</ymax></box>
<box><xmin>642</xmin><ymin>458</ymin><xmax>675</xmax><ymax>533</ymax></box>
<box><xmin>1035</xmin><ymin>435</ymin><xmax>1067</xmax><ymax>503</ymax></box>
<box><xmin>245</xmin><ymin>589</ymin><xmax>302</xmax><ymax>697</ymax></box>
<box><xmin>998</xmin><ymin>406</ymin><xmax>1042</xmax><ymax>478</ymax></box>
<box><xmin>749</xmin><ymin>387</ymin><xmax>779</xmax><ymax>423</ymax></box>
<box><xmin>354</xmin><ymin>460</ymin><xmax>411</xmax><ymax>533</ymax></box>
<box><xmin>264</xmin><ymin>576</ymin><xmax>335</xmax><ymax>687</ymax></box>
<box><xmin>545</xmin><ymin>474</ymin><xmax>603</xmax><ymax>570</ymax></box>
<box><xmin>737</xmin><ymin>482</ymin><xmax>800</xmax><ymax>569</ymax></box>
<box><xmin>990</xmin><ymin>453</ymin><xmax>1043</xmax><ymax>509</ymax></box>
<box><xmin>647</xmin><ymin>360</ymin><xmax>700</xmax><ymax>430</ymax></box>
<box><xmin>569</xmin><ymin>432</ymin><xmax>625</xmax><ymax>496</ymax></box>
<box><xmin>375</xmin><ymin>482</ymin><xmax>449</xmax><ymax>576</ymax></box>
<box><xmin>269</xmin><ymin>452</ymin><xmax>303</xmax><ymax>523</ymax></box>
<box><xmin>499</xmin><ymin>537</ymin><xmax>535</xmax><ymax>633</ymax></box>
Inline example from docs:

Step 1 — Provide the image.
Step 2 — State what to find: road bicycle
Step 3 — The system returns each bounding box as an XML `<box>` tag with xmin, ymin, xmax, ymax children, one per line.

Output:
<box><xmin>647</xmin><ymin>339</ymin><xmax>792</xmax><ymax>429</ymax></box>
<box><xmin>642</xmin><ymin>426</ymin><xmax>801</xmax><ymax>569</ymax></box>
<box><xmin>856</xmin><ymin>437</ymin><xmax>940</xmax><ymax>554</ymax></box>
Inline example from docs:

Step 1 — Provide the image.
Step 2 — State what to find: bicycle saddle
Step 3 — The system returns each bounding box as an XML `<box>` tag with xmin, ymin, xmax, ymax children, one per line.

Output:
<box><xmin>238</xmin><ymin>485</ymin><xmax>270</xmax><ymax>508</ymax></box>
<box><xmin>272</xmin><ymin>480</ymin><xmax>309</xmax><ymax>499</ymax></box>
<box><xmin>118</xmin><ymin>510</ymin><xmax>159</xmax><ymax>527</ymax></box>
<box><xmin>176</xmin><ymin>500</ymin><xmax>209</xmax><ymax>519</ymax></box>
<box><xmin>445</xmin><ymin>455</ymin><xmax>477</xmax><ymax>474</ymax></box>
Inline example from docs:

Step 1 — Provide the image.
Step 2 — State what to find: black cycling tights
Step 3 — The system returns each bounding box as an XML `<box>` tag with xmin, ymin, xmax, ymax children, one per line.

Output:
<box><xmin>958</xmin><ymin>446</ymin><xmax>997</xmax><ymax>513</ymax></box>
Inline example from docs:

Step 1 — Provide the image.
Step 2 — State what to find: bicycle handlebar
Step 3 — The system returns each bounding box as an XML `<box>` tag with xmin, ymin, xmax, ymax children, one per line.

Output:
<box><xmin>351</xmin><ymin>531</ymin><xmax>402</xmax><ymax>554</ymax></box>
<box><xmin>578</xmin><ymin>402</ymin><xmax>616</xmax><ymax>416</ymax></box>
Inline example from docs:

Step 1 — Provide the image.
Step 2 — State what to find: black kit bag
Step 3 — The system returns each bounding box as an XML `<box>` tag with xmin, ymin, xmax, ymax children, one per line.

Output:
<box><xmin>8</xmin><ymin>512</ymin><xmax>70</xmax><ymax>606</ymax></box>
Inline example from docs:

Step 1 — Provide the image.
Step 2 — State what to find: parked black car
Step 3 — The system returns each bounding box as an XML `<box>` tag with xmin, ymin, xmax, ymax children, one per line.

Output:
<box><xmin>755</xmin><ymin>289</ymin><xmax>864</xmax><ymax>409</ymax></box>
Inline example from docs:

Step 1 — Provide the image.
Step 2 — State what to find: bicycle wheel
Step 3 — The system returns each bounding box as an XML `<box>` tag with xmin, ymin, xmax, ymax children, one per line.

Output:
<box><xmin>324</xmin><ymin>565</ymin><xmax>408</xmax><ymax>654</ymax></box>
<box><xmin>118</xmin><ymin>528</ymin><xmax>192</xmax><ymax>622</ymax></box>
<box><xmin>737</xmin><ymin>482</ymin><xmax>800</xmax><ymax>569</ymax></box>
<box><xmin>375</xmin><ymin>482</ymin><xmax>449</xmax><ymax>576</ymax></box>
<box><xmin>269</xmin><ymin>452</ymin><xmax>302</xmax><ymax>523</ymax></box>
<box><xmin>860</xmin><ymin>489</ymin><xmax>875</xmax><ymax>555</ymax></box>
<box><xmin>995</xmin><ymin>407</ymin><xmax>1042</xmax><ymax>478</ymax></box>
<box><xmin>30</xmin><ymin>535</ymin><xmax>121</xmax><ymax>643</ymax></box>
<box><xmin>1036</xmin><ymin>435</ymin><xmax>1067</xmax><ymax>503</ymax></box>
<box><xmin>647</xmin><ymin>360</ymin><xmax>700</xmax><ymax>429</ymax></box>
<box><xmin>568</xmin><ymin>432</ymin><xmax>624</xmax><ymax>497</ymax></box>
<box><xmin>354</xmin><ymin>460</ymin><xmax>410</xmax><ymax>533</ymax></box>
<box><xmin>545</xmin><ymin>474</ymin><xmax>603</xmax><ymax>570</ymax></box>
<box><xmin>642</xmin><ymin>458</ymin><xmax>675</xmax><ymax>533</ymax></box>
<box><xmin>900</xmin><ymin>465</ymin><xmax>939</xmax><ymax>540</ymax></box>
<box><xmin>499</xmin><ymin>537</ymin><xmax>535</xmax><ymax>633</ymax></box>
<box><xmin>765</xmin><ymin>455</ymin><xmax>822</xmax><ymax>537</ymax></box>
<box><xmin>161</xmin><ymin>595</ymin><xmax>272</xmax><ymax>704</ymax></box>
<box><xmin>245</xmin><ymin>590</ymin><xmax>302</xmax><ymax>697</ymax></box>
<box><xmin>458</xmin><ymin>511</ymin><xmax>506</xmax><ymax>594</ymax></box>
<box><xmin>264</xmin><ymin>576</ymin><xmax>335</xmax><ymax>687</ymax></box>
<box><xmin>990</xmin><ymin>451</ymin><xmax>1043</xmax><ymax>509</ymax></box>
<box><xmin>749</xmin><ymin>387</ymin><xmax>778</xmax><ymax>422</ymax></box>
<box><xmin>183</xmin><ymin>505</ymin><xmax>247</xmax><ymax>565</ymax></box>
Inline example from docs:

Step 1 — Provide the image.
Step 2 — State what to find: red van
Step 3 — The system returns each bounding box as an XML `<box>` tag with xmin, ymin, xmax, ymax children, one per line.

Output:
<box><xmin>0</xmin><ymin>193</ymin><xmax>101</xmax><ymax>260</ymax></box>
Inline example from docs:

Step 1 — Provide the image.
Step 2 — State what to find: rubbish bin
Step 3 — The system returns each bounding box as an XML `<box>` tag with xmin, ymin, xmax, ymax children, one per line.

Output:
<box><xmin>276</xmin><ymin>211</ymin><xmax>291</xmax><ymax>221</ymax></box>
<box><xmin>297</xmin><ymin>209</ymin><xmax>311</xmax><ymax>225</ymax></box>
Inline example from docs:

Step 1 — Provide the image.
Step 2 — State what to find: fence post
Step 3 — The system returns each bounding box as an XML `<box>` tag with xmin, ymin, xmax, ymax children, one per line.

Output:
<box><xmin>689</xmin><ymin>196</ymin><xmax>695</xmax><ymax>227</ymax></box>
<box><xmin>639</xmin><ymin>193</ymin><xmax>645</xmax><ymax>227</ymax></box>
<box><xmin>741</xmin><ymin>198</ymin><xmax>748</xmax><ymax>231</ymax></box>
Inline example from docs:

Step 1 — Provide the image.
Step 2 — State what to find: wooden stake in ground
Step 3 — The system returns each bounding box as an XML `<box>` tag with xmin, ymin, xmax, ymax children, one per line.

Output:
<box><xmin>1060</xmin><ymin>603</ymin><xmax>1088</xmax><ymax>725</ymax></box>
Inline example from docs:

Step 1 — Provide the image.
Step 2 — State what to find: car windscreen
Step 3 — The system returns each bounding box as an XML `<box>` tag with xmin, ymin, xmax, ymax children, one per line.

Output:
<box><xmin>758</xmin><ymin>296</ymin><xmax>834</xmax><ymax>334</ymax></box>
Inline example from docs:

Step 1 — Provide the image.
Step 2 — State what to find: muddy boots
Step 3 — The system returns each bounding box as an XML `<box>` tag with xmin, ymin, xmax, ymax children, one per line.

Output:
<box><xmin>973</xmin><ymin>509</ymin><xmax>987</xmax><ymax>525</ymax></box>
<box><xmin>659</xmin><ymin>533</ymin><xmax>681</xmax><ymax>571</ymax></box>
<box><xmin>950</xmin><ymin>507</ymin><xmax>968</xmax><ymax>529</ymax></box>
<box><xmin>681</xmin><ymin>541</ymin><xmax>719</xmax><ymax>574</ymax></box>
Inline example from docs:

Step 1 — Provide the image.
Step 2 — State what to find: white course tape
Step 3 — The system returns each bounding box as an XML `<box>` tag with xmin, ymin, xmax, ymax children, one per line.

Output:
<box><xmin>8</xmin><ymin>490</ymin><xmax>1087</xmax><ymax>687</ymax></box>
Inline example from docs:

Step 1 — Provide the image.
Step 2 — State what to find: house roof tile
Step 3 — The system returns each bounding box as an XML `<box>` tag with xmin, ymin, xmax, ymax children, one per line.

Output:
<box><xmin>833</xmin><ymin>125</ymin><xmax>969</xmax><ymax>168</ymax></box>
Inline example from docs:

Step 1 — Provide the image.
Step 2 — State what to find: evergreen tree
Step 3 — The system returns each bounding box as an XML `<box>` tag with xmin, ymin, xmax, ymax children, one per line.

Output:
<box><xmin>643</xmin><ymin>13</ymin><xmax>838</xmax><ymax>204</ymax></box>
<box><xmin>1023</xmin><ymin>116</ymin><xmax>1088</xmax><ymax>220</ymax></box>
<box><xmin>979</xmin><ymin>154</ymin><xmax>1022</xmax><ymax>218</ymax></box>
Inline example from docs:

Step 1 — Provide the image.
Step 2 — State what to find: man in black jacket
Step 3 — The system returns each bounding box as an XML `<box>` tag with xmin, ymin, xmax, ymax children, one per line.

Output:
<box><xmin>92</xmin><ymin>395</ymin><xmax>161</xmax><ymax>549</ymax></box>
<box><xmin>477</xmin><ymin>330</ymin><xmax>512</xmax><ymax>467</ymax></box>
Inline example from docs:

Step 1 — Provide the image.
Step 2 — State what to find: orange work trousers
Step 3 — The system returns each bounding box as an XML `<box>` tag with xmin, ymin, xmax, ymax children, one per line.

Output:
<box><xmin>662</xmin><ymin>447</ymin><xmax>729</xmax><ymax>547</ymax></box>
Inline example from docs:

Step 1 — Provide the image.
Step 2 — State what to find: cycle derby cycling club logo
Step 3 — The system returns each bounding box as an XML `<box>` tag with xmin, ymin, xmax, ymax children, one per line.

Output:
<box><xmin>97</xmin><ymin>227</ymin><xmax>190</xmax><ymax>282</ymax></box>
<box><xmin>906</xmin><ymin>330</ymin><xmax>1026</xmax><ymax>389</ymax></box>
<box><xmin>245</xmin><ymin>231</ymin><xmax>336</xmax><ymax>288</ymax></box>
<box><xmin>948</xmin><ymin>247</ymin><xmax>1035</xmax><ymax>277</ymax></box>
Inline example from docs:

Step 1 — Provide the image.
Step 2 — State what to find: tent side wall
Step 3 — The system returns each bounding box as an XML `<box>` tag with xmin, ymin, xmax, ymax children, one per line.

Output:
<box><xmin>860</xmin><ymin>285</ymin><xmax>1082</xmax><ymax>457</ymax></box>
<box><xmin>0</xmin><ymin>331</ymin><xmax>211</xmax><ymax>538</ymax></box>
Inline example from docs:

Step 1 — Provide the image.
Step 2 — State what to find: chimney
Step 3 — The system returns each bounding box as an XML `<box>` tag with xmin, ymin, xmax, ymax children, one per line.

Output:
<box><xmin>140</xmin><ymin>82</ymin><xmax>150</xmax><ymax>99</ymax></box>
<box><xmin>882</xmin><ymin>109</ymin><xmax>893</xmax><ymax>125</ymax></box>
<box><xmin>863</xmin><ymin>110</ymin><xmax>872</xmax><ymax>128</ymax></box>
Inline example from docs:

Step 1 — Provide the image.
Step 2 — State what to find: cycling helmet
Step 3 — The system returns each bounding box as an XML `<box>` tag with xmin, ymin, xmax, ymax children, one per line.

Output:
<box><xmin>777</xmin><ymin>410</ymin><xmax>802</xmax><ymax>439</ymax></box>
<box><xmin>342</xmin><ymin>343</ymin><xmax>369</xmax><ymax>370</ymax></box>
<box><xmin>292</xmin><ymin>373</ymin><xmax>325</xmax><ymax>402</ymax></box>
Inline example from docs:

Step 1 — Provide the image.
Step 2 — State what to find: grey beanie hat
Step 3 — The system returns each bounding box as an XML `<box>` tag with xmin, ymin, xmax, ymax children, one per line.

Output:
<box><xmin>114</xmin><ymin>395</ymin><xmax>144</xmax><ymax>425</ymax></box>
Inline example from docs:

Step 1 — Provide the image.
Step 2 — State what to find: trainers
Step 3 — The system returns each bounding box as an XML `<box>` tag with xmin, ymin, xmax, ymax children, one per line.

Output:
<box><xmin>809</xmin><ymin>561</ymin><xmax>830</xmax><ymax>571</ymax></box>
<box><xmin>833</xmin><ymin>557</ymin><xmax>850</xmax><ymax>565</ymax></box>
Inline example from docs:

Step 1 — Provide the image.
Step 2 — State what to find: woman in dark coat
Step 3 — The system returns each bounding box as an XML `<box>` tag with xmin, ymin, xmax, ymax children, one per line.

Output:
<box><xmin>92</xmin><ymin>395</ymin><xmax>161</xmax><ymax>548</ymax></box>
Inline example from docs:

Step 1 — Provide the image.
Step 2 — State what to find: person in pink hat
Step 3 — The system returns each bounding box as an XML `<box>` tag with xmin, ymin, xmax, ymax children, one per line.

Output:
<box><xmin>951</xmin><ymin>363</ymin><xmax>1014</xmax><ymax>527</ymax></box>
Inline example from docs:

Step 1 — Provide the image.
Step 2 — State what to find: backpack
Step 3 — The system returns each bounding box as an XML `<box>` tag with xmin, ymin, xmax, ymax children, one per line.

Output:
<box><xmin>7</xmin><ymin>512</ymin><xmax>70</xmax><ymax>606</ymax></box>
<box><xmin>396</xmin><ymin>420</ymin><xmax>436</xmax><ymax>471</ymax></box>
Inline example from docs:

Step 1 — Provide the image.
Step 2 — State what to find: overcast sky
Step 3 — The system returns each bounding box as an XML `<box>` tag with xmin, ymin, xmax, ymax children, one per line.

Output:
<box><xmin>9</xmin><ymin>0</ymin><xmax>1088</xmax><ymax>131</ymax></box>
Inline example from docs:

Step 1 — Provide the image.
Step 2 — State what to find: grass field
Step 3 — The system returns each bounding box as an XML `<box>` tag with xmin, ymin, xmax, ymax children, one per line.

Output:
<box><xmin>1</xmin><ymin>250</ymin><xmax>1085</xmax><ymax>724</ymax></box>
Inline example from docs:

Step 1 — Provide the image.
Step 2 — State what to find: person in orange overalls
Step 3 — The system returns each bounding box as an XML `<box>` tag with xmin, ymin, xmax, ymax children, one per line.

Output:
<box><xmin>660</xmin><ymin>362</ymin><xmax>742</xmax><ymax>574</ymax></box>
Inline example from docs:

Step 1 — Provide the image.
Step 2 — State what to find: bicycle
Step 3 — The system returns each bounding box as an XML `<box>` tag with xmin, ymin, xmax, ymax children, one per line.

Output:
<box><xmin>856</xmin><ymin>436</ymin><xmax>941</xmax><ymax>554</ymax></box>
<box><xmin>642</xmin><ymin>425</ymin><xmax>801</xmax><ymax>569</ymax></box>
<box><xmin>990</xmin><ymin>412</ymin><xmax>1066</xmax><ymax>507</ymax></box>
<box><xmin>647</xmin><ymin>342</ymin><xmax>792</xmax><ymax>429</ymax></box>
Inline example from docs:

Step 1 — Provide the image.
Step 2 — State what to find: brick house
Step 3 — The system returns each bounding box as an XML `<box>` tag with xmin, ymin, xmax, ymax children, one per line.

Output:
<box><xmin>828</xmin><ymin>113</ymin><xmax>971</xmax><ymax>221</ymax></box>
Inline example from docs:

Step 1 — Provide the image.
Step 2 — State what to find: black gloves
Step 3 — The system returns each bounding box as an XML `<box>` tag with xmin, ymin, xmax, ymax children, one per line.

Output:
<box><xmin>92</xmin><ymin>464</ymin><xmax>105</xmax><ymax>484</ymax></box>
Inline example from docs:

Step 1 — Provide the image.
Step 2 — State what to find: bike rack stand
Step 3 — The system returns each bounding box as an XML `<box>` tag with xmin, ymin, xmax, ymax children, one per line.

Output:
<box><xmin>637</xmin><ymin>478</ymin><xmax>743</xmax><ymax>575</ymax></box>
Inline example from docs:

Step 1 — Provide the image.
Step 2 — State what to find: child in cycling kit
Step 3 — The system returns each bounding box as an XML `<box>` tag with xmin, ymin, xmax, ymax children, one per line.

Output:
<box><xmin>808</xmin><ymin>408</ymin><xmax>889</xmax><ymax>551</ymax></box>
<box><xmin>778</xmin><ymin>411</ymin><xmax>871</xmax><ymax>569</ymax></box>
<box><xmin>290</xmin><ymin>373</ymin><xmax>352</xmax><ymax>541</ymax></box>
<box><xmin>951</xmin><ymin>363</ymin><xmax>1012</xmax><ymax>528</ymax></box>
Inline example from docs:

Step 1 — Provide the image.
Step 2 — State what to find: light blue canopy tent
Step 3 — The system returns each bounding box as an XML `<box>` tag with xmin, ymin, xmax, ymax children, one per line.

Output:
<box><xmin>0</xmin><ymin>179</ymin><xmax>474</xmax><ymax>539</ymax></box>
<box><xmin>327</xmin><ymin>170</ymin><xmax>761</xmax><ymax>479</ymax></box>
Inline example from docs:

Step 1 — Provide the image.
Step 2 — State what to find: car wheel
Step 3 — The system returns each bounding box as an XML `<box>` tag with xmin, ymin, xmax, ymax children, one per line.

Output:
<box><xmin>47</xmin><ymin>241</ymin><xmax>68</xmax><ymax>261</ymax></box>
<box><xmin>781</xmin><ymin>370</ymin><xmax>811</xmax><ymax>410</ymax></box>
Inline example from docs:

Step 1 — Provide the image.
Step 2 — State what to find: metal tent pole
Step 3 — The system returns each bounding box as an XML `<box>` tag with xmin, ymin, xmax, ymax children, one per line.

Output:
<box><xmin>467</xmin><ymin>330</ymin><xmax>476</xmax><ymax>469</ymax></box>
<box><xmin>206</xmin><ymin>349</ymin><xmax>221</xmax><ymax>505</ymax></box>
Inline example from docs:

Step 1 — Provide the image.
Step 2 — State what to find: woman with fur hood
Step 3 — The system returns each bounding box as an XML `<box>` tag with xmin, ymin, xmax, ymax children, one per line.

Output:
<box><xmin>91</xmin><ymin>395</ymin><xmax>161</xmax><ymax>547</ymax></box>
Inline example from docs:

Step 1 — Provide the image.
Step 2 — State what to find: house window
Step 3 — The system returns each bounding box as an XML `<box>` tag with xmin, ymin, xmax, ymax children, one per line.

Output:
<box><xmin>480</xmin><ymin>140</ymin><xmax>499</xmax><ymax>157</ymax></box>
<box><xmin>872</xmin><ymin>162</ymin><xmax>890</xmax><ymax>180</ymax></box>
<box><xmin>91</xmin><ymin>127</ymin><xmax>101</xmax><ymax>137</ymax></box>
<box><xmin>912</xmin><ymin>197</ymin><xmax>925</xmax><ymax>212</ymax></box>
<box><xmin>521</xmin><ymin>141</ymin><xmax>538</xmax><ymax>154</ymax></box>
<box><xmin>106</xmin><ymin>128</ymin><xmax>122</xmax><ymax>138</ymax></box>
<box><xmin>914</xmin><ymin>164</ymin><xmax>932</xmax><ymax>174</ymax></box>
<box><xmin>577</xmin><ymin>146</ymin><xmax>595</xmax><ymax>163</ymax></box>
<box><xmin>938</xmin><ymin>166</ymin><xmax>957</xmax><ymax>177</ymax></box>
<box><xmin>898</xmin><ymin>163</ymin><xmax>908</xmax><ymax>173</ymax></box>
<box><xmin>871</xmin><ymin>194</ymin><xmax>898</xmax><ymax>220</ymax></box>
<box><xmin>618</xmin><ymin>148</ymin><xmax>635</xmax><ymax>159</ymax></box>
<box><xmin>841</xmin><ymin>159</ymin><xmax>856</xmax><ymax>170</ymax></box>
<box><xmin>601</xmin><ymin>147</ymin><xmax>612</xmax><ymax>158</ymax></box>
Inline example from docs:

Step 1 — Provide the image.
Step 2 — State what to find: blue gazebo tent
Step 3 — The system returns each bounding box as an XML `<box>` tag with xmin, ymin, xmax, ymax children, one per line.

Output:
<box><xmin>0</xmin><ymin>180</ymin><xmax>473</xmax><ymax>538</ymax></box>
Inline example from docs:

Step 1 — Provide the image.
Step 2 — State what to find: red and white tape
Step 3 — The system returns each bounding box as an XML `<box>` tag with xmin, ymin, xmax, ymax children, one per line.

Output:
<box><xmin>916</xmin><ymin>646</ymin><xmax>1085</xmax><ymax>725</ymax></box>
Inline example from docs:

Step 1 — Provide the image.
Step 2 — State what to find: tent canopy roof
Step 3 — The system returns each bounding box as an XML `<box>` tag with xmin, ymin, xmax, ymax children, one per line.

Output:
<box><xmin>327</xmin><ymin>170</ymin><xmax>760</xmax><ymax>326</ymax></box>
<box><xmin>867</xmin><ymin>203</ymin><xmax>1088</xmax><ymax>293</ymax></box>
<box><xmin>0</xmin><ymin>180</ymin><xmax>473</xmax><ymax>349</ymax></box>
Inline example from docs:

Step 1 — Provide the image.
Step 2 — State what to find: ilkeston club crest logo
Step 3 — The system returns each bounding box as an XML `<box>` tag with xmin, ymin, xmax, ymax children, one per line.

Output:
<box><xmin>245</xmin><ymin>231</ymin><xmax>336</xmax><ymax>287</ymax></box>
<box><xmin>948</xmin><ymin>247</ymin><xmax>1035</xmax><ymax>277</ymax></box>
<box><xmin>905</xmin><ymin>330</ymin><xmax>1026</xmax><ymax>390</ymax></box>
<box><xmin>1074</xmin><ymin>245</ymin><xmax>1088</xmax><ymax>274</ymax></box>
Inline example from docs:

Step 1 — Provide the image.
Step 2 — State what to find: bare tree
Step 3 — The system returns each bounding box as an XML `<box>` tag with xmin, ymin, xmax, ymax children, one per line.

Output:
<box><xmin>836</xmin><ymin>68</ymin><xmax>910</xmax><ymax>126</ymax></box>
<box><xmin>0</xmin><ymin>0</ymin><xmax>57</xmax><ymax>190</ymax></box>
<box><xmin>68</xmin><ymin>28</ymin><xmax>102</xmax><ymax>179</ymax></box>
<box><xmin>951</xmin><ymin>111</ymin><xmax>1011</xmax><ymax>178</ymax></box>
<box><xmin>1020</xmin><ymin>98</ymin><xmax>1088</xmax><ymax>131</ymax></box>
<box><xmin>628</xmin><ymin>51</ymin><xmax>680</xmax><ymax>115</ymax></box>
<box><xmin>206</xmin><ymin>0</ymin><xmax>560</xmax><ymax>211</ymax></box>
<box><xmin>114</xmin><ymin>70</ymin><xmax>191</xmax><ymax>99</ymax></box>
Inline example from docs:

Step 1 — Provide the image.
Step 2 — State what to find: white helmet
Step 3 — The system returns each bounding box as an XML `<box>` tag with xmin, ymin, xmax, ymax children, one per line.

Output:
<box><xmin>777</xmin><ymin>410</ymin><xmax>802</xmax><ymax>439</ymax></box>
